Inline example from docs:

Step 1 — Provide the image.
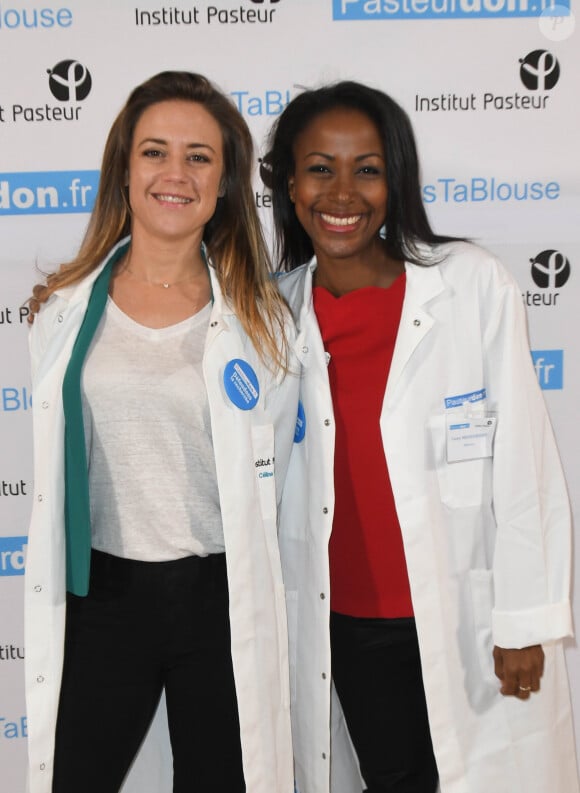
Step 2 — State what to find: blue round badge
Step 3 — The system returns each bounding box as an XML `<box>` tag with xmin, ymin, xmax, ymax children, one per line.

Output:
<box><xmin>294</xmin><ymin>401</ymin><xmax>306</xmax><ymax>443</ymax></box>
<box><xmin>223</xmin><ymin>359</ymin><xmax>260</xmax><ymax>410</ymax></box>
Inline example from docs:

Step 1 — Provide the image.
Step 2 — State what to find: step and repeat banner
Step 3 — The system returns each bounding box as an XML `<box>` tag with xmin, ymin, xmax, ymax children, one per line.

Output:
<box><xmin>1</xmin><ymin>1</ymin><xmax>578</xmax><ymax>790</ymax></box>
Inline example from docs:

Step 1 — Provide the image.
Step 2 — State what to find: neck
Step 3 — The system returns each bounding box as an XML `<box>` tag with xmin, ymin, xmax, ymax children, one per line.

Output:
<box><xmin>126</xmin><ymin>229</ymin><xmax>206</xmax><ymax>284</ymax></box>
<box><xmin>314</xmin><ymin>248</ymin><xmax>404</xmax><ymax>297</ymax></box>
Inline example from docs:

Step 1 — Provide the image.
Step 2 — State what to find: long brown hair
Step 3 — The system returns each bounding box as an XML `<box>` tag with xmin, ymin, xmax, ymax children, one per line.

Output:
<box><xmin>29</xmin><ymin>71</ymin><xmax>289</xmax><ymax>370</ymax></box>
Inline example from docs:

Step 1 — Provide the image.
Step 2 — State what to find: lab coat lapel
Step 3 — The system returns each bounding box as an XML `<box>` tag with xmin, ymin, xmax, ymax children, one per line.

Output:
<box><xmin>385</xmin><ymin>261</ymin><xmax>446</xmax><ymax>403</ymax></box>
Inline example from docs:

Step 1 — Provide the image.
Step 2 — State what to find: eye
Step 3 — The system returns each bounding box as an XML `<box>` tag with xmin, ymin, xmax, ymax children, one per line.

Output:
<box><xmin>307</xmin><ymin>164</ymin><xmax>331</xmax><ymax>174</ymax></box>
<box><xmin>187</xmin><ymin>152</ymin><xmax>211</xmax><ymax>163</ymax></box>
<box><xmin>358</xmin><ymin>165</ymin><xmax>381</xmax><ymax>176</ymax></box>
<box><xmin>142</xmin><ymin>148</ymin><xmax>164</xmax><ymax>158</ymax></box>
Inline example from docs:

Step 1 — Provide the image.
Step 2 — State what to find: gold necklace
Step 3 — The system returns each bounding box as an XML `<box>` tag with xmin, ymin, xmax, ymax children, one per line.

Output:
<box><xmin>124</xmin><ymin>265</ymin><xmax>201</xmax><ymax>290</ymax></box>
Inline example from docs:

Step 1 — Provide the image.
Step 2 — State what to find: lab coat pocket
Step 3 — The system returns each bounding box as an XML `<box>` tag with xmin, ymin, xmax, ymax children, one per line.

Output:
<box><xmin>469</xmin><ymin>568</ymin><xmax>497</xmax><ymax>688</ymax></box>
<box><xmin>430</xmin><ymin>414</ymin><xmax>486</xmax><ymax>508</ymax></box>
<box><xmin>251</xmin><ymin>422</ymin><xmax>276</xmax><ymax>522</ymax></box>
<box><xmin>439</xmin><ymin>457</ymin><xmax>487</xmax><ymax>508</ymax></box>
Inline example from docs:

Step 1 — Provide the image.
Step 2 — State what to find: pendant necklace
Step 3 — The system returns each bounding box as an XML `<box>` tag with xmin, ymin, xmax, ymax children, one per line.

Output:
<box><xmin>123</xmin><ymin>265</ymin><xmax>201</xmax><ymax>289</ymax></box>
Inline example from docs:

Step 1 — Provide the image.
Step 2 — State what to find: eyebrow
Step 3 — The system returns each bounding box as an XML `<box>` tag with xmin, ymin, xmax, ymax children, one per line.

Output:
<box><xmin>137</xmin><ymin>137</ymin><xmax>217</xmax><ymax>153</ymax></box>
<box><xmin>304</xmin><ymin>151</ymin><xmax>384</xmax><ymax>161</ymax></box>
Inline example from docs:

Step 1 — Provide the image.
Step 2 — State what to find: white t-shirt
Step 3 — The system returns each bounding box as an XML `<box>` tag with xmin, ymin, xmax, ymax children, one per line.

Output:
<box><xmin>81</xmin><ymin>297</ymin><xmax>224</xmax><ymax>560</ymax></box>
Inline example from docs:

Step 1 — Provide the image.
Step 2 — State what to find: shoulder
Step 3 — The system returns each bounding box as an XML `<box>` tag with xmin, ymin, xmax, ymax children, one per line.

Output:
<box><xmin>29</xmin><ymin>241</ymin><xmax>125</xmax><ymax>360</ymax></box>
<box><xmin>274</xmin><ymin>263</ymin><xmax>312</xmax><ymax>317</ymax></box>
<box><xmin>424</xmin><ymin>240</ymin><xmax>517</xmax><ymax>292</ymax></box>
<box><xmin>31</xmin><ymin>291</ymin><xmax>68</xmax><ymax>336</ymax></box>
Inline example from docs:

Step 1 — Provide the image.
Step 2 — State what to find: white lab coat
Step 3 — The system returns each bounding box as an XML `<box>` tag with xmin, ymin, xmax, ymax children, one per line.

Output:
<box><xmin>24</xmin><ymin>237</ymin><xmax>299</xmax><ymax>793</ymax></box>
<box><xmin>277</xmin><ymin>241</ymin><xmax>579</xmax><ymax>793</ymax></box>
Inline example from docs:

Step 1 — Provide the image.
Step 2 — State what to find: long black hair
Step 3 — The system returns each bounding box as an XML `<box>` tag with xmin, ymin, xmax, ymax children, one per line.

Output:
<box><xmin>264</xmin><ymin>80</ymin><xmax>461</xmax><ymax>271</ymax></box>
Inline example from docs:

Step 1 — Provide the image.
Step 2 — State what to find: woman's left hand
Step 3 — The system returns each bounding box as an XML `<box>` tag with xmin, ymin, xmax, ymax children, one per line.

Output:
<box><xmin>493</xmin><ymin>644</ymin><xmax>545</xmax><ymax>699</ymax></box>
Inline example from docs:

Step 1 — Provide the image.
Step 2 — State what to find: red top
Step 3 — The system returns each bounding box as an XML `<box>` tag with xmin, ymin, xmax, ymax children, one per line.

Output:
<box><xmin>313</xmin><ymin>274</ymin><xmax>413</xmax><ymax>618</ymax></box>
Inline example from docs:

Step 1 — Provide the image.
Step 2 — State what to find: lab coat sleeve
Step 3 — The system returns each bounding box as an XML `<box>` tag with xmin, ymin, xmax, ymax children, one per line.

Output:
<box><xmin>482</xmin><ymin>262</ymin><xmax>573</xmax><ymax>648</ymax></box>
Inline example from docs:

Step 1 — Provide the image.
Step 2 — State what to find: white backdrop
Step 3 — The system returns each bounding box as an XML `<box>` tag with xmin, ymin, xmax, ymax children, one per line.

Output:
<box><xmin>1</xmin><ymin>1</ymin><xmax>578</xmax><ymax>790</ymax></box>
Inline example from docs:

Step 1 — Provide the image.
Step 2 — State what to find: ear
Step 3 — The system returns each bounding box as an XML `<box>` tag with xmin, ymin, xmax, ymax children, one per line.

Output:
<box><xmin>218</xmin><ymin>177</ymin><xmax>226</xmax><ymax>198</ymax></box>
<box><xmin>288</xmin><ymin>177</ymin><xmax>295</xmax><ymax>203</ymax></box>
<box><xmin>124</xmin><ymin>170</ymin><xmax>129</xmax><ymax>187</ymax></box>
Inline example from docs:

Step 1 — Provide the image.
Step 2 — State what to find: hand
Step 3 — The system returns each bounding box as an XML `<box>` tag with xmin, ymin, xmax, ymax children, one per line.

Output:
<box><xmin>493</xmin><ymin>644</ymin><xmax>544</xmax><ymax>699</ymax></box>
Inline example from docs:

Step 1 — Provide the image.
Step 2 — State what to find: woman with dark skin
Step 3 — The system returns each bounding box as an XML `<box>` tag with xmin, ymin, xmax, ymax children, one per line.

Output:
<box><xmin>267</xmin><ymin>81</ymin><xmax>577</xmax><ymax>793</ymax></box>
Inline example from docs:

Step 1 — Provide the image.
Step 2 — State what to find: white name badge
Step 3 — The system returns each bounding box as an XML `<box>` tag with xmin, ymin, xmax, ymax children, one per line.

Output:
<box><xmin>446</xmin><ymin>416</ymin><xmax>497</xmax><ymax>463</ymax></box>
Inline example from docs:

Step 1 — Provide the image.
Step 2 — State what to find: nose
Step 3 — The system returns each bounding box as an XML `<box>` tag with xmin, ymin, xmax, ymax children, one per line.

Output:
<box><xmin>329</xmin><ymin>170</ymin><xmax>355</xmax><ymax>204</ymax></box>
<box><xmin>162</xmin><ymin>153</ymin><xmax>188</xmax><ymax>182</ymax></box>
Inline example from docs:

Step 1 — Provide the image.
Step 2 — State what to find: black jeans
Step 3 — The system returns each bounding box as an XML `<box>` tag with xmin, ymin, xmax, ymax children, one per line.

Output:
<box><xmin>52</xmin><ymin>550</ymin><xmax>245</xmax><ymax>793</ymax></box>
<box><xmin>330</xmin><ymin>612</ymin><xmax>438</xmax><ymax>793</ymax></box>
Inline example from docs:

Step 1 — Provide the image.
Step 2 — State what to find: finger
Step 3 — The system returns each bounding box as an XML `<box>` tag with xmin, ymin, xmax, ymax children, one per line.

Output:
<box><xmin>504</xmin><ymin>663</ymin><xmax>520</xmax><ymax>693</ymax></box>
<box><xmin>538</xmin><ymin>648</ymin><xmax>545</xmax><ymax>678</ymax></box>
<box><xmin>500</xmin><ymin>670</ymin><xmax>520</xmax><ymax>696</ymax></box>
<box><xmin>516</xmin><ymin>682</ymin><xmax>533</xmax><ymax>700</ymax></box>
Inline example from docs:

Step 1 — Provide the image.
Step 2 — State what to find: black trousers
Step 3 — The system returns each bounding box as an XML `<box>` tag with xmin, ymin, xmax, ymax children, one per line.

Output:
<box><xmin>52</xmin><ymin>550</ymin><xmax>245</xmax><ymax>793</ymax></box>
<box><xmin>330</xmin><ymin>612</ymin><xmax>439</xmax><ymax>793</ymax></box>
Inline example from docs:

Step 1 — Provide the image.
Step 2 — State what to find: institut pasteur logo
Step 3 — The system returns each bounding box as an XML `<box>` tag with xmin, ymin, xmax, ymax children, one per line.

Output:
<box><xmin>414</xmin><ymin>48</ymin><xmax>561</xmax><ymax>113</ymax></box>
<box><xmin>519</xmin><ymin>49</ymin><xmax>560</xmax><ymax>90</ymax></box>
<box><xmin>0</xmin><ymin>58</ymin><xmax>92</xmax><ymax>124</ymax></box>
<box><xmin>47</xmin><ymin>60</ymin><xmax>92</xmax><ymax>102</ymax></box>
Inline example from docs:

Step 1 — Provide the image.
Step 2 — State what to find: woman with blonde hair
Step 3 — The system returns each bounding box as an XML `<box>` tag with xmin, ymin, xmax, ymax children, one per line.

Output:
<box><xmin>25</xmin><ymin>70</ymin><xmax>297</xmax><ymax>793</ymax></box>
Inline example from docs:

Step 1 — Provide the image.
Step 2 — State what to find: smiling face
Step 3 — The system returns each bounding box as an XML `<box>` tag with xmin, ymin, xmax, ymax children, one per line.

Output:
<box><xmin>288</xmin><ymin>107</ymin><xmax>388</xmax><ymax>274</ymax></box>
<box><xmin>127</xmin><ymin>99</ymin><xmax>224</xmax><ymax>246</ymax></box>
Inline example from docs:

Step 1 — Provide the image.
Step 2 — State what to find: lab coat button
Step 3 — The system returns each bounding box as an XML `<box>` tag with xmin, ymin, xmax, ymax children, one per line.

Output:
<box><xmin>37</xmin><ymin>675</ymin><xmax>44</xmax><ymax>683</ymax></box>
<box><xmin>322</xmin><ymin>672</ymin><xmax>327</xmax><ymax>679</ymax></box>
<box><xmin>34</xmin><ymin>585</ymin><xmax>42</xmax><ymax>592</ymax></box>
<box><xmin>40</xmin><ymin>763</ymin><xmax>46</xmax><ymax>771</ymax></box>
<box><xmin>42</xmin><ymin>401</ymin><xmax>49</xmax><ymax>409</ymax></box>
<box><xmin>322</xmin><ymin>507</ymin><xmax>328</xmax><ymax>514</ymax></box>
<box><xmin>302</xmin><ymin>345</ymin><xmax>309</xmax><ymax>354</ymax></box>
<box><xmin>37</xmin><ymin>494</ymin><xmax>44</xmax><ymax>502</ymax></box>
<box><xmin>324</xmin><ymin>419</ymin><xmax>330</xmax><ymax>426</ymax></box>
<box><xmin>57</xmin><ymin>314</ymin><xmax>64</xmax><ymax>323</ymax></box>
<box><xmin>413</xmin><ymin>319</ymin><xmax>421</xmax><ymax>326</ymax></box>
<box><xmin>322</xmin><ymin>753</ymin><xmax>327</xmax><ymax>760</ymax></box>
<box><xmin>320</xmin><ymin>593</ymin><xmax>326</xmax><ymax>600</ymax></box>
<box><xmin>210</xmin><ymin>321</ymin><xmax>218</xmax><ymax>328</ymax></box>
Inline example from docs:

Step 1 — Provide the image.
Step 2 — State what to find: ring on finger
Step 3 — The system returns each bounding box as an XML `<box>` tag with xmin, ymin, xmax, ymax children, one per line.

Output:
<box><xmin>518</xmin><ymin>685</ymin><xmax>532</xmax><ymax>692</ymax></box>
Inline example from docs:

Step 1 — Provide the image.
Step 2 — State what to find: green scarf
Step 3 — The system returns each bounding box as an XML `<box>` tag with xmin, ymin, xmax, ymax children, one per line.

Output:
<box><xmin>61</xmin><ymin>241</ymin><xmax>129</xmax><ymax>595</ymax></box>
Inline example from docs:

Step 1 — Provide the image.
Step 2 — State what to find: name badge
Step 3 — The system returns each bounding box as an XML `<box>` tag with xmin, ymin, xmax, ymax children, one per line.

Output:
<box><xmin>446</xmin><ymin>416</ymin><xmax>497</xmax><ymax>463</ymax></box>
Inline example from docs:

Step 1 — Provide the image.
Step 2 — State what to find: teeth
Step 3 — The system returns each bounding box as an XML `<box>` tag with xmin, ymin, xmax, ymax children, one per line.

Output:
<box><xmin>155</xmin><ymin>194</ymin><xmax>191</xmax><ymax>204</ymax></box>
<box><xmin>320</xmin><ymin>213</ymin><xmax>361</xmax><ymax>226</ymax></box>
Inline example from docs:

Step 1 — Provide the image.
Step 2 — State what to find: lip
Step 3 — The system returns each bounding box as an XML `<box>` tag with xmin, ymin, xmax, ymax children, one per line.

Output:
<box><xmin>318</xmin><ymin>211</ymin><xmax>363</xmax><ymax>232</ymax></box>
